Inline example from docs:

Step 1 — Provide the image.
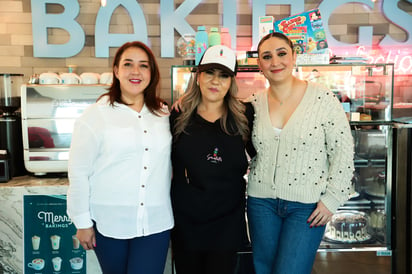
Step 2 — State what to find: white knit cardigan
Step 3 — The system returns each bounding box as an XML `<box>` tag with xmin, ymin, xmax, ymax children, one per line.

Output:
<box><xmin>248</xmin><ymin>82</ymin><xmax>354</xmax><ymax>213</ymax></box>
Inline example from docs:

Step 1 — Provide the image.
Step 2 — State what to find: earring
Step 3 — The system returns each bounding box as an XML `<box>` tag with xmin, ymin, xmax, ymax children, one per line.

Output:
<box><xmin>293</xmin><ymin>63</ymin><xmax>299</xmax><ymax>72</ymax></box>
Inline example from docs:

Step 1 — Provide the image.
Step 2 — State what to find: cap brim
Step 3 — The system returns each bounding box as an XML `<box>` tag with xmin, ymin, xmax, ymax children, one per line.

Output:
<box><xmin>197</xmin><ymin>63</ymin><xmax>236</xmax><ymax>76</ymax></box>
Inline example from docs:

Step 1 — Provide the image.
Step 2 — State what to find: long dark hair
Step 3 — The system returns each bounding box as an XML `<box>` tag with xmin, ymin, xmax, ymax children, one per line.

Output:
<box><xmin>100</xmin><ymin>41</ymin><xmax>165</xmax><ymax>115</ymax></box>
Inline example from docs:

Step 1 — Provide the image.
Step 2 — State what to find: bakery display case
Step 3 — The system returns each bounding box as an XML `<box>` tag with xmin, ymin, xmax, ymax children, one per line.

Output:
<box><xmin>171</xmin><ymin>64</ymin><xmax>395</xmax><ymax>254</ymax></box>
<box><xmin>297</xmin><ymin>65</ymin><xmax>394</xmax><ymax>257</ymax></box>
<box><xmin>321</xmin><ymin>123</ymin><xmax>392</xmax><ymax>250</ymax></box>
<box><xmin>295</xmin><ymin>64</ymin><xmax>394</xmax><ymax>253</ymax></box>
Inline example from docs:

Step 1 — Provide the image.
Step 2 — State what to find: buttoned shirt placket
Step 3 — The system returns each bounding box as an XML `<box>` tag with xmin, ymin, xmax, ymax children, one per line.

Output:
<box><xmin>137</xmin><ymin>112</ymin><xmax>150</xmax><ymax>235</ymax></box>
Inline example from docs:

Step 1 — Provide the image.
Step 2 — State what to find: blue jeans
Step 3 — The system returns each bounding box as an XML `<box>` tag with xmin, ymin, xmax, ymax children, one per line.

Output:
<box><xmin>94</xmin><ymin>228</ymin><xmax>170</xmax><ymax>274</ymax></box>
<box><xmin>247</xmin><ymin>197</ymin><xmax>325</xmax><ymax>274</ymax></box>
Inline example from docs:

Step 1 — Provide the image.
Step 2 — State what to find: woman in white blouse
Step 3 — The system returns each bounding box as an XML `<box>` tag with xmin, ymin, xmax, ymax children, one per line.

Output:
<box><xmin>67</xmin><ymin>41</ymin><xmax>173</xmax><ymax>274</ymax></box>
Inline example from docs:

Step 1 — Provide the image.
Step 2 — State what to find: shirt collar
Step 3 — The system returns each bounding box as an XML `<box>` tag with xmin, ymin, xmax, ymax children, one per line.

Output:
<box><xmin>97</xmin><ymin>95</ymin><xmax>149</xmax><ymax>114</ymax></box>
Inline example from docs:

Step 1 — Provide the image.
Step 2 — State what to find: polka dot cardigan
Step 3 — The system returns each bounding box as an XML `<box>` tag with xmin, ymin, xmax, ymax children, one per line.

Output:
<box><xmin>248</xmin><ymin>82</ymin><xmax>355</xmax><ymax>213</ymax></box>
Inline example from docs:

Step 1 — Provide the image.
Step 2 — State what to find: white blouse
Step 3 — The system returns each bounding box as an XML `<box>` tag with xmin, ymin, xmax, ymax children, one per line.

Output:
<box><xmin>67</xmin><ymin>96</ymin><xmax>173</xmax><ymax>239</ymax></box>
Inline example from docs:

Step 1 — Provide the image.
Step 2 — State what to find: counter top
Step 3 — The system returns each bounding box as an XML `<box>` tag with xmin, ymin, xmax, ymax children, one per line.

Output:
<box><xmin>0</xmin><ymin>175</ymin><xmax>68</xmax><ymax>187</ymax></box>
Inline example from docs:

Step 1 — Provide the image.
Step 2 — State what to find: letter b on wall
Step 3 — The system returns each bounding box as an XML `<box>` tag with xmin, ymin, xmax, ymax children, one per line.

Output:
<box><xmin>32</xmin><ymin>0</ymin><xmax>85</xmax><ymax>58</ymax></box>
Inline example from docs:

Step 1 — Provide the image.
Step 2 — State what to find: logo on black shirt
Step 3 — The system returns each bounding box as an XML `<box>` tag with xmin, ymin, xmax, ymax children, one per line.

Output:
<box><xmin>206</xmin><ymin>147</ymin><xmax>222</xmax><ymax>164</ymax></box>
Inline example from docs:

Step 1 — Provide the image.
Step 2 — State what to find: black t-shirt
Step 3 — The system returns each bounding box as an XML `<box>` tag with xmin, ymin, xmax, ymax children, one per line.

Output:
<box><xmin>169</xmin><ymin>103</ymin><xmax>254</xmax><ymax>251</ymax></box>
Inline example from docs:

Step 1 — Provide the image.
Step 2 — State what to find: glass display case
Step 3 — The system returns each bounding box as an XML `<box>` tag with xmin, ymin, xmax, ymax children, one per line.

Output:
<box><xmin>171</xmin><ymin>64</ymin><xmax>396</xmax><ymax>253</ymax></box>
<box><xmin>295</xmin><ymin>64</ymin><xmax>394</xmax><ymax>252</ymax></box>
<box><xmin>320</xmin><ymin>123</ymin><xmax>392</xmax><ymax>251</ymax></box>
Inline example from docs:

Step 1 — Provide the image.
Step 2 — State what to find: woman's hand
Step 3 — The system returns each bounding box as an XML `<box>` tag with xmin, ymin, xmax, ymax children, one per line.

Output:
<box><xmin>76</xmin><ymin>227</ymin><xmax>96</xmax><ymax>250</ymax></box>
<box><xmin>307</xmin><ymin>200</ymin><xmax>333</xmax><ymax>228</ymax></box>
<box><xmin>171</xmin><ymin>97</ymin><xmax>183</xmax><ymax>112</ymax></box>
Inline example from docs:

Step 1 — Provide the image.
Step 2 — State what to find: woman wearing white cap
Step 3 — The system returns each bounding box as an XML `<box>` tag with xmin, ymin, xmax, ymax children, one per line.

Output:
<box><xmin>170</xmin><ymin>45</ymin><xmax>255</xmax><ymax>274</ymax></box>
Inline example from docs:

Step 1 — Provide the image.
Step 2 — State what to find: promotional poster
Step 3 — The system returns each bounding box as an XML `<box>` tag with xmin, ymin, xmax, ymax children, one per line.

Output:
<box><xmin>23</xmin><ymin>195</ymin><xmax>86</xmax><ymax>274</ymax></box>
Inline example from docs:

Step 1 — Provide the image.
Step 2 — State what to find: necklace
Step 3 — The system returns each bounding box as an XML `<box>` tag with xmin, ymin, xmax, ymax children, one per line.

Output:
<box><xmin>270</xmin><ymin>92</ymin><xmax>290</xmax><ymax>107</ymax></box>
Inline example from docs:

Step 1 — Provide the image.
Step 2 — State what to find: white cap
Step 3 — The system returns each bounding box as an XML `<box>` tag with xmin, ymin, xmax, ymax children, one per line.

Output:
<box><xmin>198</xmin><ymin>45</ymin><xmax>237</xmax><ymax>76</ymax></box>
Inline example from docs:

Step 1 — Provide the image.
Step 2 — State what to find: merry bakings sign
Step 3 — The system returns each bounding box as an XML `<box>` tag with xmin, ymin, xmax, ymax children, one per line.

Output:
<box><xmin>31</xmin><ymin>0</ymin><xmax>412</xmax><ymax>58</ymax></box>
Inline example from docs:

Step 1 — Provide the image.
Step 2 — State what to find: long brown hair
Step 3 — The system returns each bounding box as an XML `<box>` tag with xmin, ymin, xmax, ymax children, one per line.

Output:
<box><xmin>99</xmin><ymin>41</ymin><xmax>165</xmax><ymax>115</ymax></box>
<box><xmin>173</xmin><ymin>72</ymin><xmax>250</xmax><ymax>142</ymax></box>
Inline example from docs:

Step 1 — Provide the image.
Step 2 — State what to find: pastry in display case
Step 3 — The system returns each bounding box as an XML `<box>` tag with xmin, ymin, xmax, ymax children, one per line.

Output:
<box><xmin>370</xmin><ymin>209</ymin><xmax>386</xmax><ymax>232</ymax></box>
<box><xmin>324</xmin><ymin>210</ymin><xmax>371</xmax><ymax>243</ymax></box>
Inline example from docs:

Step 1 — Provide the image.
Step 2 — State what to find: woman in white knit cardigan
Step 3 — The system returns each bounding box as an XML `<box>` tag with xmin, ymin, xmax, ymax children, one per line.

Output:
<box><xmin>246</xmin><ymin>32</ymin><xmax>354</xmax><ymax>274</ymax></box>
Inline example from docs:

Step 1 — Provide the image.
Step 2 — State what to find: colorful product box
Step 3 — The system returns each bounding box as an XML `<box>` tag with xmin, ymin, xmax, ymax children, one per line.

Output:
<box><xmin>274</xmin><ymin>9</ymin><xmax>328</xmax><ymax>55</ymax></box>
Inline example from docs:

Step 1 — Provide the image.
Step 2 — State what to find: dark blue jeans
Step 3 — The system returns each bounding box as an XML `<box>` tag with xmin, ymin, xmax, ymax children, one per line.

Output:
<box><xmin>247</xmin><ymin>197</ymin><xmax>325</xmax><ymax>274</ymax></box>
<box><xmin>93</xmin><ymin>228</ymin><xmax>170</xmax><ymax>274</ymax></box>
